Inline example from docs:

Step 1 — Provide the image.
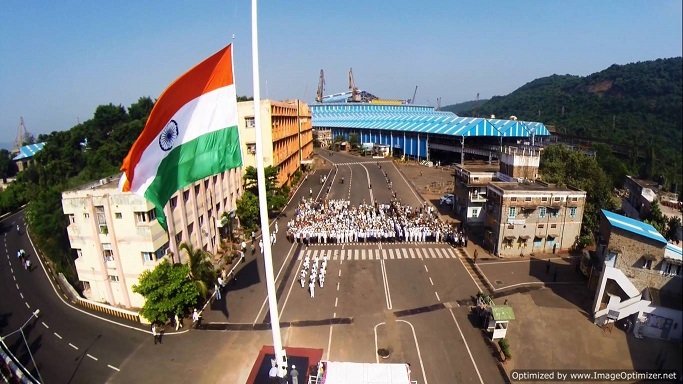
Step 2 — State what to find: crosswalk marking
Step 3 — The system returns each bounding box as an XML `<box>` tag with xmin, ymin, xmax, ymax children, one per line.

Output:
<box><xmin>297</xmin><ymin>247</ymin><xmax>463</xmax><ymax>260</ymax></box>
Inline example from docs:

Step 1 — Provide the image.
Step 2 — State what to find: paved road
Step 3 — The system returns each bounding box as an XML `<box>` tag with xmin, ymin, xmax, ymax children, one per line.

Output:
<box><xmin>195</xmin><ymin>150</ymin><xmax>505</xmax><ymax>384</ymax></box>
<box><xmin>0</xmin><ymin>211</ymin><xmax>149</xmax><ymax>384</ymax></box>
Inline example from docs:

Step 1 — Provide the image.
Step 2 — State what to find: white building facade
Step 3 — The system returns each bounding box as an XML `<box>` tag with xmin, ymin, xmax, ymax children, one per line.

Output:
<box><xmin>62</xmin><ymin>169</ymin><xmax>242</xmax><ymax>309</ymax></box>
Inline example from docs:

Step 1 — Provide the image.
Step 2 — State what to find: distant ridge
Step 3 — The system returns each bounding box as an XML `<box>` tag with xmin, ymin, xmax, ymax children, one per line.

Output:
<box><xmin>0</xmin><ymin>142</ymin><xmax>13</xmax><ymax>151</ymax></box>
<box><xmin>441</xmin><ymin>99</ymin><xmax>488</xmax><ymax>115</ymax></box>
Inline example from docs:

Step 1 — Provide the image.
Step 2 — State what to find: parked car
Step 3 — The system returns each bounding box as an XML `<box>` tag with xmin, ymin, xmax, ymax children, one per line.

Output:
<box><xmin>440</xmin><ymin>194</ymin><xmax>454</xmax><ymax>205</ymax></box>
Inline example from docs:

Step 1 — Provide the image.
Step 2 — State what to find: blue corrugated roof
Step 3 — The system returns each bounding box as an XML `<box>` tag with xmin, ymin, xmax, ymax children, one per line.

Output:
<box><xmin>13</xmin><ymin>142</ymin><xmax>46</xmax><ymax>161</ymax></box>
<box><xmin>311</xmin><ymin>103</ymin><xmax>550</xmax><ymax>138</ymax></box>
<box><xmin>665</xmin><ymin>243</ymin><xmax>682</xmax><ymax>262</ymax></box>
<box><xmin>602</xmin><ymin>209</ymin><xmax>667</xmax><ymax>244</ymax></box>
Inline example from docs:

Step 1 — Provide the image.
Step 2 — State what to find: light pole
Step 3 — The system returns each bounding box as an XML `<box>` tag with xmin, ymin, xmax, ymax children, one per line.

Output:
<box><xmin>1</xmin><ymin>309</ymin><xmax>43</xmax><ymax>383</ymax></box>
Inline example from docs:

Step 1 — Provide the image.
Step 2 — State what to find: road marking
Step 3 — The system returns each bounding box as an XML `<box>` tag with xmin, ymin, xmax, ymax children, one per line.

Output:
<box><xmin>435</xmin><ymin>291</ymin><xmax>441</xmax><ymax>301</ymax></box>
<box><xmin>25</xmin><ymin>302</ymin><xmax>30</xmax><ymax>309</ymax></box>
<box><xmin>54</xmin><ymin>333</ymin><xmax>62</xmax><ymax>339</ymax></box>
<box><xmin>16</xmin><ymin>283</ymin><xmax>19</xmax><ymax>289</ymax></box>
<box><xmin>276</xmin><ymin>246</ymin><xmax>306</xmax><ymax>319</ymax></box>
<box><xmin>448</xmin><ymin>308</ymin><xmax>485</xmax><ymax>384</ymax></box>
<box><xmin>87</xmin><ymin>354</ymin><xmax>98</xmax><ymax>361</ymax></box>
<box><xmin>20</xmin><ymin>292</ymin><xmax>23</xmax><ymax>299</ymax></box>
<box><xmin>338</xmin><ymin>270</ymin><xmax>341</xmax><ymax>277</ymax></box>
<box><xmin>373</xmin><ymin>321</ymin><xmax>429</xmax><ymax>384</ymax></box>
<box><xmin>41</xmin><ymin>322</ymin><xmax>49</xmax><ymax>329</ymax></box>
<box><xmin>429</xmin><ymin>277</ymin><xmax>434</xmax><ymax>286</ymax></box>
<box><xmin>336</xmin><ymin>282</ymin><xmax>340</xmax><ymax>291</ymax></box>
<box><xmin>334</xmin><ymin>297</ymin><xmax>338</xmax><ymax>307</ymax></box>
<box><xmin>326</xmin><ymin>322</ymin><xmax>334</xmax><ymax>361</ymax></box>
<box><xmin>69</xmin><ymin>343</ymin><xmax>79</xmax><ymax>350</ymax></box>
<box><xmin>253</xmin><ymin>241</ymin><xmax>298</xmax><ymax>324</ymax></box>
<box><xmin>382</xmin><ymin>249</ymin><xmax>387</xmax><ymax>260</ymax></box>
<box><xmin>361</xmin><ymin>249</ymin><xmax>366</xmax><ymax>260</ymax></box>
<box><xmin>402</xmin><ymin>248</ymin><xmax>409</xmax><ymax>259</ymax></box>
<box><xmin>380</xmin><ymin>259</ymin><xmax>393</xmax><ymax>309</ymax></box>
<box><xmin>107</xmin><ymin>365</ymin><xmax>120</xmax><ymax>372</ymax></box>
<box><xmin>428</xmin><ymin>248</ymin><xmax>437</xmax><ymax>259</ymax></box>
<box><xmin>424</xmin><ymin>265</ymin><xmax>429</xmax><ymax>272</ymax></box>
<box><xmin>13</xmin><ymin>275</ymin><xmax>16</xmax><ymax>281</ymax></box>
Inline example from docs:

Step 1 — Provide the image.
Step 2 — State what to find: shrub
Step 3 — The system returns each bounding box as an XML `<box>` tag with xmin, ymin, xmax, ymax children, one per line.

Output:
<box><xmin>498</xmin><ymin>338</ymin><xmax>512</xmax><ymax>359</ymax></box>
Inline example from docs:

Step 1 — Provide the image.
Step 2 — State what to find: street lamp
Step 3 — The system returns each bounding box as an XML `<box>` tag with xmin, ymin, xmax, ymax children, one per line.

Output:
<box><xmin>1</xmin><ymin>309</ymin><xmax>43</xmax><ymax>383</ymax></box>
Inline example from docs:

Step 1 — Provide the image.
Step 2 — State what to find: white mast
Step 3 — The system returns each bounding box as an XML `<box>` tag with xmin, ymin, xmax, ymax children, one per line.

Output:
<box><xmin>251</xmin><ymin>0</ymin><xmax>286</xmax><ymax>374</ymax></box>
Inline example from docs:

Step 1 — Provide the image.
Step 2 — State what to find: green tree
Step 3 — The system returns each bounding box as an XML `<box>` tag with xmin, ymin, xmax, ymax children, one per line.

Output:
<box><xmin>242</xmin><ymin>165</ymin><xmax>279</xmax><ymax>193</ymax></box>
<box><xmin>332</xmin><ymin>135</ymin><xmax>344</xmax><ymax>151</ymax></box>
<box><xmin>132</xmin><ymin>261</ymin><xmax>200</xmax><ymax>324</ymax></box>
<box><xmin>540</xmin><ymin>144</ymin><xmax>618</xmax><ymax>233</ymax></box>
<box><xmin>666</xmin><ymin>216</ymin><xmax>681</xmax><ymax>243</ymax></box>
<box><xmin>349</xmin><ymin>133</ymin><xmax>359</xmax><ymax>149</ymax></box>
<box><xmin>644</xmin><ymin>201</ymin><xmax>668</xmax><ymax>235</ymax></box>
<box><xmin>179</xmin><ymin>242</ymin><xmax>216</xmax><ymax>299</ymax></box>
<box><xmin>0</xmin><ymin>149</ymin><xmax>16</xmax><ymax>182</ymax></box>
<box><xmin>128</xmin><ymin>96</ymin><xmax>155</xmax><ymax>121</ymax></box>
<box><xmin>236</xmin><ymin>190</ymin><xmax>260</xmax><ymax>231</ymax></box>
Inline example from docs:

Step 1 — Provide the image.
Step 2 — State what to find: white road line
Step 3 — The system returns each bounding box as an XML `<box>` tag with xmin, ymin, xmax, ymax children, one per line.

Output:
<box><xmin>334</xmin><ymin>297</ymin><xmax>338</xmax><ymax>307</ymax></box>
<box><xmin>42</xmin><ymin>322</ymin><xmax>49</xmax><ymax>329</ymax></box>
<box><xmin>429</xmin><ymin>277</ymin><xmax>434</xmax><ymax>286</ymax></box>
<box><xmin>456</xmin><ymin>253</ymin><xmax>482</xmax><ymax>293</ymax></box>
<box><xmin>87</xmin><ymin>354</ymin><xmax>98</xmax><ymax>361</ymax></box>
<box><xmin>435</xmin><ymin>292</ymin><xmax>441</xmax><ymax>301</ymax></box>
<box><xmin>326</xmin><ymin>325</ymin><xmax>334</xmax><ymax>360</ymax></box>
<box><xmin>20</xmin><ymin>292</ymin><xmax>23</xmax><ymax>299</ymax></box>
<box><xmin>428</xmin><ymin>248</ymin><xmax>437</xmax><ymax>259</ymax></box>
<box><xmin>336</xmin><ymin>282</ymin><xmax>340</xmax><ymax>291</ymax></box>
<box><xmin>253</xmin><ymin>241</ymin><xmax>298</xmax><ymax>324</ymax></box>
<box><xmin>402</xmin><ymin>248</ymin><xmax>409</xmax><ymax>259</ymax></box>
<box><xmin>424</xmin><ymin>265</ymin><xmax>429</xmax><ymax>272</ymax></box>
<box><xmin>69</xmin><ymin>343</ymin><xmax>78</xmax><ymax>350</ymax></box>
<box><xmin>16</xmin><ymin>283</ymin><xmax>19</xmax><ymax>289</ymax></box>
<box><xmin>380</xmin><ymin>259</ymin><xmax>393</xmax><ymax>309</ymax></box>
<box><xmin>389</xmin><ymin>249</ymin><xmax>395</xmax><ymax>259</ymax></box>
<box><xmin>12</xmin><ymin>275</ymin><xmax>16</xmax><ymax>281</ymax></box>
<box><xmin>107</xmin><ymin>365</ymin><xmax>120</xmax><ymax>372</ymax></box>
<box><xmin>54</xmin><ymin>333</ymin><xmax>62</xmax><ymax>339</ymax></box>
<box><xmin>276</xmin><ymin>247</ymin><xmax>306</xmax><ymax>319</ymax></box>
<box><xmin>361</xmin><ymin>249</ymin><xmax>366</xmax><ymax>260</ymax></box>
<box><xmin>354</xmin><ymin>250</ymin><xmax>359</xmax><ymax>260</ymax></box>
<box><xmin>448</xmin><ymin>308</ymin><xmax>484</xmax><ymax>384</ymax></box>
<box><xmin>25</xmin><ymin>302</ymin><xmax>30</xmax><ymax>309</ymax></box>
<box><xmin>338</xmin><ymin>270</ymin><xmax>341</xmax><ymax>277</ymax></box>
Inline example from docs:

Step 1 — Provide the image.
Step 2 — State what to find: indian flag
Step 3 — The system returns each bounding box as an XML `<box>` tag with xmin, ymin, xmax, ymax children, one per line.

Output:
<box><xmin>120</xmin><ymin>44</ymin><xmax>242</xmax><ymax>230</ymax></box>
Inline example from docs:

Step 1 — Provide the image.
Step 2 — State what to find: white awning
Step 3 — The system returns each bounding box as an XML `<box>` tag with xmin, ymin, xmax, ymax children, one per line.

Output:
<box><xmin>322</xmin><ymin>361</ymin><xmax>412</xmax><ymax>384</ymax></box>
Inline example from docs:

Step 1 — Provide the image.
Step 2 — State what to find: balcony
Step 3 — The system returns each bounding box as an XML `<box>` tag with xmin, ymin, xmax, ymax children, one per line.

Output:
<box><xmin>470</xmin><ymin>193</ymin><xmax>487</xmax><ymax>203</ymax></box>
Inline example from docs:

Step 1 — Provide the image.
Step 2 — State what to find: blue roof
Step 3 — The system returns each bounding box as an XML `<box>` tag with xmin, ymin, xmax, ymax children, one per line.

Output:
<box><xmin>311</xmin><ymin>103</ymin><xmax>550</xmax><ymax>138</ymax></box>
<box><xmin>13</xmin><ymin>142</ymin><xmax>46</xmax><ymax>161</ymax></box>
<box><xmin>665</xmin><ymin>243</ymin><xmax>682</xmax><ymax>262</ymax></box>
<box><xmin>601</xmin><ymin>209</ymin><xmax>667</xmax><ymax>245</ymax></box>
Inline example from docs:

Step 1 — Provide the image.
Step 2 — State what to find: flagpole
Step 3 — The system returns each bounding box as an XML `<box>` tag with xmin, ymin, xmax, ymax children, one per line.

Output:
<box><xmin>251</xmin><ymin>0</ymin><xmax>285</xmax><ymax>374</ymax></box>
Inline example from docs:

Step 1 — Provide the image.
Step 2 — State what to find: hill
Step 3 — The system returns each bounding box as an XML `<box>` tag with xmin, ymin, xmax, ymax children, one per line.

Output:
<box><xmin>441</xmin><ymin>99</ymin><xmax>489</xmax><ymax>115</ymax></box>
<box><xmin>467</xmin><ymin>58</ymin><xmax>682</xmax><ymax>187</ymax></box>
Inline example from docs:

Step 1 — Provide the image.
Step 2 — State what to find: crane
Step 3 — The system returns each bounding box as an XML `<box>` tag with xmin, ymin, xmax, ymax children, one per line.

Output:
<box><xmin>410</xmin><ymin>86</ymin><xmax>418</xmax><ymax>104</ymax></box>
<box><xmin>316</xmin><ymin>69</ymin><xmax>325</xmax><ymax>103</ymax></box>
<box><xmin>349</xmin><ymin>68</ymin><xmax>360</xmax><ymax>102</ymax></box>
<box><xmin>13</xmin><ymin>117</ymin><xmax>29</xmax><ymax>155</ymax></box>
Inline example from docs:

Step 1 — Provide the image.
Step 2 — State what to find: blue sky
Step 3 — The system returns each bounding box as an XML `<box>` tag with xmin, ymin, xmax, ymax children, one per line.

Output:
<box><xmin>1</xmin><ymin>0</ymin><xmax>681</xmax><ymax>146</ymax></box>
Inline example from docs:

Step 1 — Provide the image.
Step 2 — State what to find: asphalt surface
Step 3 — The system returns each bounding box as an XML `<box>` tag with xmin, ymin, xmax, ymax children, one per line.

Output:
<box><xmin>0</xmin><ymin>211</ymin><xmax>149</xmax><ymax>384</ymax></box>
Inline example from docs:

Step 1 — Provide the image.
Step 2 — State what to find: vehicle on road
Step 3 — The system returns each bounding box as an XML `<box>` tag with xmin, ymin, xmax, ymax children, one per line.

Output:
<box><xmin>439</xmin><ymin>194</ymin><xmax>454</xmax><ymax>205</ymax></box>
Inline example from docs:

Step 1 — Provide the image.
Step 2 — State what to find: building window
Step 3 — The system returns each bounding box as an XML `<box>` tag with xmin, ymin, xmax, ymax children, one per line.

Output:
<box><xmin>533</xmin><ymin>236</ymin><xmax>543</xmax><ymax>247</ymax></box>
<box><xmin>642</xmin><ymin>258</ymin><xmax>653</xmax><ymax>270</ymax></box>
<box><xmin>183</xmin><ymin>190</ymin><xmax>189</xmax><ymax>202</ymax></box>
<box><xmin>539</xmin><ymin>207</ymin><xmax>546</xmax><ymax>218</ymax></box>
<box><xmin>68</xmin><ymin>214</ymin><xmax>75</xmax><ymax>224</ymax></box>
<box><xmin>155</xmin><ymin>243</ymin><xmax>169</xmax><ymax>260</ymax></box>
<box><xmin>551</xmin><ymin>209</ymin><xmax>559</xmax><ymax>217</ymax></box>
<box><xmin>569</xmin><ymin>207</ymin><xmax>577</xmax><ymax>217</ymax></box>
<box><xmin>109</xmin><ymin>275</ymin><xmax>120</xmax><ymax>282</ymax></box>
<box><xmin>188</xmin><ymin>222</ymin><xmax>194</xmax><ymax>236</ymax></box>
<box><xmin>511</xmin><ymin>197</ymin><xmax>517</xmax><ymax>202</ymax></box>
<box><xmin>541</xmin><ymin>197</ymin><xmax>548</xmax><ymax>202</ymax></box>
<box><xmin>246</xmin><ymin>143</ymin><xmax>256</xmax><ymax>155</ymax></box>
<box><xmin>142</xmin><ymin>252</ymin><xmax>155</xmax><ymax>263</ymax></box>
<box><xmin>147</xmin><ymin>209</ymin><xmax>157</xmax><ymax>221</ymax></box>
<box><xmin>102</xmin><ymin>247</ymin><xmax>114</xmax><ymax>262</ymax></box>
<box><xmin>507</xmin><ymin>224</ymin><xmax>514</xmax><ymax>229</ymax></box>
<box><xmin>83</xmin><ymin>213</ymin><xmax>90</xmax><ymax>219</ymax></box>
<box><xmin>76</xmin><ymin>249</ymin><xmax>83</xmax><ymax>258</ymax></box>
<box><xmin>245</xmin><ymin>117</ymin><xmax>255</xmax><ymax>128</ymax></box>
<box><xmin>551</xmin><ymin>224</ymin><xmax>557</xmax><ymax>228</ymax></box>
<box><xmin>199</xmin><ymin>215</ymin><xmax>204</xmax><ymax>227</ymax></box>
<box><xmin>471</xmin><ymin>208</ymin><xmax>479</xmax><ymax>217</ymax></box>
<box><xmin>194</xmin><ymin>185</ymin><xmax>200</xmax><ymax>195</ymax></box>
<box><xmin>175</xmin><ymin>231</ymin><xmax>183</xmax><ymax>243</ymax></box>
<box><xmin>508</xmin><ymin>207</ymin><xmax>516</xmax><ymax>218</ymax></box>
<box><xmin>662</xmin><ymin>262</ymin><xmax>682</xmax><ymax>276</ymax></box>
<box><xmin>525</xmin><ymin>197</ymin><xmax>532</xmax><ymax>201</ymax></box>
<box><xmin>170</xmin><ymin>196</ymin><xmax>178</xmax><ymax>208</ymax></box>
<box><xmin>571</xmin><ymin>197</ymin><xmax>578</xmax><ymax>202</ymax></box>
<box><xmin>538</xmin><ymin>224</ymin><xmax>544</xmax><ymax>228</ymax></box>
<box><xmin>554</xmin><ymin>197</ymin><xmax>561</xmax><ymax>202</ymax></box>
<box><xmin>115</xmin><ymin>212</ymin><xmax>122</xmax><ymax>219</ymax></box>
<box><xmin>135</xmin><ymin>211</ymin><xmax>148</xmax><ymax>224</ymax></box>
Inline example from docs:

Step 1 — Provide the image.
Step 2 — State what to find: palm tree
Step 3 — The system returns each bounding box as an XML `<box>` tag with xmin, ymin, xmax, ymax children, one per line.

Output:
<box><xmin>179</xmin><ymin>242</ymin><xmax>216</xmax><ymax>299</ymax></box>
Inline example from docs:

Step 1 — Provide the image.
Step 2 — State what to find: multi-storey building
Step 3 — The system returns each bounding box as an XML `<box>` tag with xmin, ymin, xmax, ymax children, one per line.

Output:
<box><xmin>453</xmin><ymin>162</ymin><xmax>499</xmax><ymax>225</ymax></box>
<box><xmin>622</xmin><ymin>176</ymin><xmax>658</xmax><ymax>220</ymax></box>
<box><xmin>61</xmin><ymin>169</ymin><xmax>242</xmax><ymax>309</ymax></box>
<box><xmin>238</xmin><ymin>99</ymin><xmax>313</xmax><ymax>187</ymax></box>
<box><xmin>453</xmin><ymin>146</ymin><xmax>541</xmax><ymax>226</ymax></box>
<box><xmin>590</xmin><ymin>210</ymin><xmax>681</xmax><ymax>341</ymax></box>
<box><xmin>484</xmin><ymin>181</ymin><xmax>586</xmax><ymax>257</ymax></box>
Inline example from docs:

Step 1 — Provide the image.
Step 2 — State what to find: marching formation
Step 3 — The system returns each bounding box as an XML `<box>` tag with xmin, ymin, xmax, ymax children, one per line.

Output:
<box><xmin>300</xmin><ymin>252</ymin><xmax>329</xmax><ymax>298</ymax></box>
<box><xmin>286</xmin><ymin>198</ymin><xmax>467</xmax><ymax>246</ymax></box>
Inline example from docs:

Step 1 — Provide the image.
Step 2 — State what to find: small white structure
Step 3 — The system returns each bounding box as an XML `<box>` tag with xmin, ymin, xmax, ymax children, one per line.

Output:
<box><xmin>313</xmin><ymin>361</ymin><xmax>414</xmax><ymax>384</ymax></box>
